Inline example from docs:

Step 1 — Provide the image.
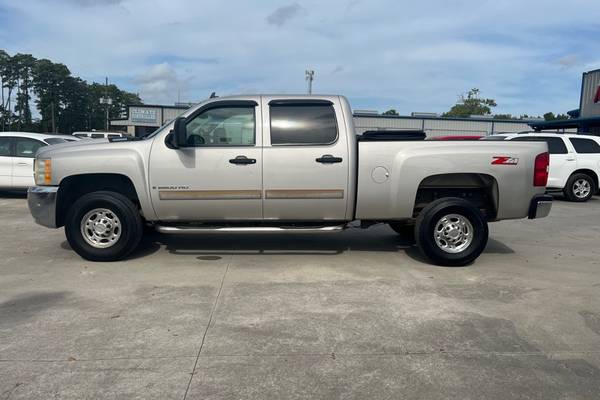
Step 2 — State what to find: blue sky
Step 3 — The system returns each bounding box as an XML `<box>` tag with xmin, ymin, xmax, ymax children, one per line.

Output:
<box><xmin>1</xmin><ymin>0</ymin><xmax>600</xmax><ymax>116</ymax></box>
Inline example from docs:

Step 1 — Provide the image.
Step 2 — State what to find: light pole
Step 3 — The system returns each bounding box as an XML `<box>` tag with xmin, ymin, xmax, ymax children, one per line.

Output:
<box><xmin>99</xmin><ymin>97</ymin><xmax>113</xmax><ymax>131</ymax></box>
<box><xmin>305</xmin><ymin>69</ymin><xmax>314</xmax><ymax>95</ymax></box>
<box><xmin>99</xmin><ymin>77</ymin><xmax>112</xmax><ymax>131</ymax></box>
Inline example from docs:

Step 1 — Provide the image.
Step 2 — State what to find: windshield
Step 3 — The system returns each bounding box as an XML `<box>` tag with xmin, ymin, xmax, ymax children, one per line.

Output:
<box><xmin>140</xmin><ymin>119</ymin><xmax>174</xmax><ymax>139</ymax></box>
<box><xmin>44</xmin><ymin>138</ymin><xmax>68</xmax><ymax>145</ymax></box>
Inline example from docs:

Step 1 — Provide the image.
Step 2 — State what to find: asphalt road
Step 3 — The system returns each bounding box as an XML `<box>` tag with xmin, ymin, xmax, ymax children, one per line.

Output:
<box><xmin>0</xmin><ymin>193</ymin><xmax>599</xmax><ymax>399</ymax></box>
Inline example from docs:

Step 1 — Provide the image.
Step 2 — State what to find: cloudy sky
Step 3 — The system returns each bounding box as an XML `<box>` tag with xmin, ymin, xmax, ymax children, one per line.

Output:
<box><xmin>1</xmin><ymin>0</ymin><xmax>599</xmax><ymax>116</ymax></box>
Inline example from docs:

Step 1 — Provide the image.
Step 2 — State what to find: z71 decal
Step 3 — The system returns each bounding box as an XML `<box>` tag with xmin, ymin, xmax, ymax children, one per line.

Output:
<box><xmin>491</xmin><ymin>156</ymin><xmax>519</xmax><ymax>165</ymax></box>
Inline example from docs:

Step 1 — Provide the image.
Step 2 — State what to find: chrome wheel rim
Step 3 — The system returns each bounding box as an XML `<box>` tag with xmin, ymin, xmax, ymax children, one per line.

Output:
<box><xmin>573</xmin><ymin>179</ymin><xmax>591</xmax><ymax>199</ymax></box>
<box><xmin>80</xmin><ymin>208</ymin><xmax>122</xmax><ymax>249</ymax></box>
<box><xmin>434</xmin><ymin>213</ymin><xmax>474</xmax><ymax>254</ymax></box>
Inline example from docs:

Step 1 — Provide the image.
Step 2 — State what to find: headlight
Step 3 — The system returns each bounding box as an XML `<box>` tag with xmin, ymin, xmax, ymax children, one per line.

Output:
<box><xmin>34</xmin><ymin>158</ymin><xmax>52</xmax><ymax>185</ymax></box>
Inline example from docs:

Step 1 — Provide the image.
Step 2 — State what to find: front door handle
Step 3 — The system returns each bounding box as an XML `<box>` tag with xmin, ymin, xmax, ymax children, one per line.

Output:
<box><xmin>229</xmin><ymin>155</ymin><xmax>256</xmax><ymax>165</ymax></box>
<box><xmin>316</xmin><ymin>154</ymin><xmax>343</xmax><ymax>164</ymax></box>
<box><xmin>16</xmin><ymin>162</ymin><xmax>29</xmax><ymax>166</ymax></box>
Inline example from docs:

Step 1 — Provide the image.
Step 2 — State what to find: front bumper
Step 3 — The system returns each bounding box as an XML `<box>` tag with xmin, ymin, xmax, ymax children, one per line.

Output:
<box><xmin>528</xmin><ymin>194</ymin><xmax>553</xmax><ymax>219</ymax></box>
<box><xmin>27</xmin><ymin>186</ymin><xmax>59</xmax><ymax>228</ymax></box>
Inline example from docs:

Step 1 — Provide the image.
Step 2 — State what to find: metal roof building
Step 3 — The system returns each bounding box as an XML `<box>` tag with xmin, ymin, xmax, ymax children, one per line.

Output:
<box><xmin>529</xmin><ymin>69</ymin><xmax>600</xmax><ymax>135</ymax></box>
<box><xmin>353</xmin><ymin>114</ymin><xmax>546</xmax><ymax>137</ymax></box>
<box><xmin>111</xmin><ymin>104</ymin><xmax>190</xmax><ymax>137</ymax></box>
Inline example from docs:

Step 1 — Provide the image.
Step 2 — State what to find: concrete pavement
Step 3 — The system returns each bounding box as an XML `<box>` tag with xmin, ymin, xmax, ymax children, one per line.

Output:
<box><xmin>0</xmin><ymin>194</ymin><xmax>599</xmax><ymax>399</ymax></box>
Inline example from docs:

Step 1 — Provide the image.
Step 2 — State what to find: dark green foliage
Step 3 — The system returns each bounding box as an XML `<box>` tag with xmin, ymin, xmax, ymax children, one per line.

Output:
<box><xmin>0</xmin><ymin>50</ymin><xmax>142</xmax><ymax>133</ymax></box>
<box><xmin>443</xmin><ymin>88</ymin><xmax>497</xmax><ymax>117</ymax></box>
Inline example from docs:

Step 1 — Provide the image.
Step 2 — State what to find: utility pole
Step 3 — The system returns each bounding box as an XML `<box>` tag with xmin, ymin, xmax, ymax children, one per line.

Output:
<box><xmin>305</xmin><ymin>69</ymin><xmax>314</xmax><ymax>95</ymax></box>
<box><xmin>99</xmin><ymin>77</ymin><xmax>113</xmax><ymax>131</ymax></box>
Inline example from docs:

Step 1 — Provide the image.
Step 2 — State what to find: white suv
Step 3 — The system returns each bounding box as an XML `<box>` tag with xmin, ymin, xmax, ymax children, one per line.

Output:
<box><xmin>484</xmin><ymin>133</ymin><xmax>600</xmax><ymax>202</ymax></box>
<box><xmin>0</xmin><ymin>132</ymin><xmax>78</xmax><ymax>190</ymax></box>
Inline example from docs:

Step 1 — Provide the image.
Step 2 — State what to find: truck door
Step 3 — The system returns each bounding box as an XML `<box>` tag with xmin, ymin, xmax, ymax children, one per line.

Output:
<box><xmin>148</xmin><ymin>100</ymin><xmax>263</xmax><ymax>220</ymax></box>
<box><xmin>261</xmin><ymin>97</ymin><xmax>350</xmax><ymax>221</ymax></box>
<box><xmin>0</xmin><ymin>137</ymin><xmax>13</xmax><ymax>188</ymax></box>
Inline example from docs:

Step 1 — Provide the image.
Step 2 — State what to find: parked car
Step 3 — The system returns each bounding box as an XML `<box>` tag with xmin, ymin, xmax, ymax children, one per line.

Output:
<box><xmin>73</xmin><ymin>131</ymin><xmax>129</xmax><ymax>140</ymax></box>
<box><xmin>0</xmin><ymin>132</ymin><xmax>78</xmax><ymax>190</ymax></box>
<box><xmin>28</xmin><ymin>95</ymin><xmax>552</xmax><ymax>266</ymax></box>
<box><xmin>482</xmin><ymin>132</ymin><xmax>600</xmax><ymax>201</ymax></box>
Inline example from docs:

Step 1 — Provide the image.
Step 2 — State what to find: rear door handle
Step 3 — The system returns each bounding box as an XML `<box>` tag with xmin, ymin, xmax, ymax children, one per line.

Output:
<box><xmin>316</xmin><ymin>154</ymin><xmax>343</xmax><ymax>164</ymax></box>
<box><xmin>229</xmin><ymin>155</ymin><xmax>256</xmax><ymax>165</ymax></box>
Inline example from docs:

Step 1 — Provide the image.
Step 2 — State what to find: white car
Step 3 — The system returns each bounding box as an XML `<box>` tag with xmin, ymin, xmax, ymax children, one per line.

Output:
<box><xmin>483</xmin><ymin>133</ymin><xmax>600</xmax><ymax>202</ymax></box>
<box><xmin>0</xmin><ymin>132</ymin><xmax>78</xmax><ymax>190</ymax></box>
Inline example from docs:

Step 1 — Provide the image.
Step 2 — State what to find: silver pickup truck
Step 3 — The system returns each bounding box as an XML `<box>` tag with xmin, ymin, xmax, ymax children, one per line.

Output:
<box><xmin>27</xmin><ymin>95</ymin><xmax>552</xmax><ymax>266</ymax></box>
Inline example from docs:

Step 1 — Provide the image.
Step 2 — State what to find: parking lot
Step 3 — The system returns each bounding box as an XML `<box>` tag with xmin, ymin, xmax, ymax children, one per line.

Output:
<box><xmin>0</xmin><ymin>194</ymin><xmax>599</xmax><ymax>399</ymax></box>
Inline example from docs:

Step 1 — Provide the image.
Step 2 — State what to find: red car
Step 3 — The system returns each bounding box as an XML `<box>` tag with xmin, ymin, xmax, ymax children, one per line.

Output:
<box><xmin>427</xmin><ymin>135</ymin><xmax>484</xmax><ymax>140</ymax></box>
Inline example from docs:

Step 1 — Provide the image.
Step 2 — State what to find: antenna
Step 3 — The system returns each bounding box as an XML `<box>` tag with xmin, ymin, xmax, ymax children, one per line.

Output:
<box><xmin>305</xmin><ymin>69</ymin><xmax>315</xmax><ymax>95</ymax></box>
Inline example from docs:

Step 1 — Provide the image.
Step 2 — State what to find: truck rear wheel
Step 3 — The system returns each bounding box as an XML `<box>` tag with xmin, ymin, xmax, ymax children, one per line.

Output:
<box><xmin>564</xmin><ymin>173</ymin><xmax>594</xmax><ymax>202</ymax></box>
<box><xmin>65</xmin><ymin>191</ymin><xmax>143</xmax><ymax>261</ymax></box>
<box><xmin>415</xmin><ymin>198</ymin><xmax>488</xmax><ymax>266</ymax></box>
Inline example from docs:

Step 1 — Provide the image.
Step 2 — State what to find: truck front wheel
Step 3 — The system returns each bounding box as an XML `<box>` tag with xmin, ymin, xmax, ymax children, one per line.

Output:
<box><xmin>65</xmin><ymin>191</ymin><xmax>143</xmax><ymax>261</ymax></box>
<box><xmin>415</xmin><ymin>198</ymin><xmax>488</xmax><ymax>266</ymax></box>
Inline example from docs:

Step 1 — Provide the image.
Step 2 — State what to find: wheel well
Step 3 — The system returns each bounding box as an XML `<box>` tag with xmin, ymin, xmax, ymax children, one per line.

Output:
<box><xmin>413</xmin><ymin>173</ymin><xmax>498</xmax><ymax>220</ymax></box>
<box><xmin>571</xmin><ymin>169</ymin><xmax>599</xmax><ymax>190</ymax></box>
<box><xmin>56</xmin><ymin>174</ymin><xmax>140</xmax><ymax>227</ymax></box>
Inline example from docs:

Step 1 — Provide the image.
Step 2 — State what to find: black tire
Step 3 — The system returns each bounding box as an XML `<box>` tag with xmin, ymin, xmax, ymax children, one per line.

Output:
<box><xmin>65</xmin><ymin>191</ymin><xmax>143</xmax><ymax>261</ymax></box>
<box><xmin>415</xmin><ymin>198</ymin><xmax>488</xmax><ymax>266</ymax></box>
<box><xmin>563</xmin><ymin>173</ymin><xmax>595</xmax><ymax>202</ymax></box>
<box><xmin>388</xmin><ymin>222</ymin><xmax>416</xmax><ymax>244</ymax></box>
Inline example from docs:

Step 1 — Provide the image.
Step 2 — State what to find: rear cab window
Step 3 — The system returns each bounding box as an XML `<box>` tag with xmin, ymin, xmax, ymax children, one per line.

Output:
<box><xmin>269</xmin><ymin>102</ymin><xmax>338</xmax><ymax>145</ymax></box>
<box><xmin>569</xmin><ymin>138</ymin><xmax>600</xmax><ymax>154</ymax></box>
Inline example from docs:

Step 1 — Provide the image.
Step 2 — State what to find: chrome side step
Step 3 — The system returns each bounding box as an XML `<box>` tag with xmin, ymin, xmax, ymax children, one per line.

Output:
<box><xmin>155</xmin><ymin>224</ymin><xmax>347</xmax><ymax>235</ymax></box>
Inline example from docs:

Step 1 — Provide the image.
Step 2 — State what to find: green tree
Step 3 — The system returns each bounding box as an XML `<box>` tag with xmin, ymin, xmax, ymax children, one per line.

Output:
<box><xmin>0</xmin><ymin>49</ymin><xmax>9</xmax><ymax>130</ymax></box>
<box><xmin>1</xmin><ymin>49</ymin><xmax>144</xmax><ymax>134</ymax></box>
<box><xmin>382</xmin><ymin>109</ymin><xmax>399</xmax><ymax>116</ymax></box>
<box><xmin>13</xmin><ymin>53</ymin><xmax>36</xmax><ymax>130</ymax></box>
<box><xmin>32</xmin><ymin>59</ymin><xmax>71</xmax><ymax>132</ymax></box>
<box><xmin>0</xmin><ymin>52</ymin><xmax>18</xmax><ymax>130</ymax></box>
<box><xmin>443</xmin><ymin>88</ymin><xmax>497</xmax><ymax>117</ymax></box>
<box><xmin>543</xmin><ymin>112</ymin><xmax>569</xmax><ymax>121</ymax></box>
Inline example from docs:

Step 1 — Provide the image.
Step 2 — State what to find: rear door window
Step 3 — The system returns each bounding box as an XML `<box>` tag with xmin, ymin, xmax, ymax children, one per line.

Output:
<box><xmin>0</xmin><ymin>137</ymin><xmax>12</xmax><ymax>156</ymax></box>
<box><xmin>91</xmin><ymin>133</ymin><xmax>105</xmax><ymax>139</ymax></box>
<box><xmin>569</xmin><ymin>138</ymin><xmax>600</xmax><ymax>154</ymax></box>
<box><xmin>511</xmin><ymin>136</ymin><xmax>568</xmax><ymax>154</ymax></box>
<box><xmin>270</xmin><ymin>103</ymin><xmax>338</xmax><ymax>145</ymax></box>
<box><xmin>15</xmin><ymin>138</ymin><xmax>45</xmax><ymax>157</ymax></box>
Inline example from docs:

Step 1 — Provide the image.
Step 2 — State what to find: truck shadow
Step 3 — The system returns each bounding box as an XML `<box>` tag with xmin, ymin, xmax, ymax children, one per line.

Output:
<box><xmin>130</xmin><ymin>225</ymin><xmax>514</xmax><ymax>266</ymax></box>
<box><xmin>0</xmin><ymin>190</ymin><xmax>27</xmax><ymax>199</ymax></box>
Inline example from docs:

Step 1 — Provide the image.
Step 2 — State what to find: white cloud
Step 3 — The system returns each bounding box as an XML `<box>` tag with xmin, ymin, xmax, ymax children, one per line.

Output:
<box><xmin>266</xmin><ymin>3</ymin><xmax>304</xmax><ymax>27</ymax></box>
<box><xmin>1</xmin><ymin>0</ymin><xmax>599</xmax><ymax>115</ymax></box>
<box><xmin>133</xmin><ymin>63</ymin><xmax>181</xmax><ymax>104</ymax></box>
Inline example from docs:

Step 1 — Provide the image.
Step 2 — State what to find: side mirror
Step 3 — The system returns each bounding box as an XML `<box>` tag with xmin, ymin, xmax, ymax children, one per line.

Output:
<box><xmin>169</xmin><ymin>117</ymin><xmax>187</xmax><ymax>148</ymax></box>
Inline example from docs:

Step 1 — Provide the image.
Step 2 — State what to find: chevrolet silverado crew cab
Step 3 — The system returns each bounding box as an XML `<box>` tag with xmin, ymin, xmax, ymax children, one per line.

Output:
<box><xmin>28</xmin><ymin>95</ymin><xmax>552</xmax><ymax>266</ymax></box>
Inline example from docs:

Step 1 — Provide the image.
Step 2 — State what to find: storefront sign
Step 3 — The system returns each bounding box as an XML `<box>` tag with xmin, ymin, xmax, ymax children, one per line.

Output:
<box><xmin>131</xmin><ymin>108</ymin><xmax>158</xmax><ymax>123</ymax></box>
